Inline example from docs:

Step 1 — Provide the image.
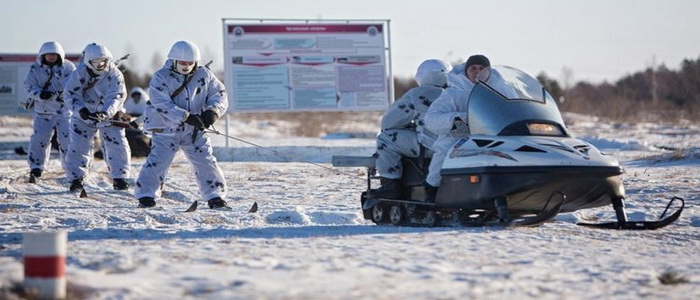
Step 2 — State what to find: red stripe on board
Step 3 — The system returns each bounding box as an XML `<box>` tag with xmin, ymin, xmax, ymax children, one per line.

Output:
<box><xmin>228</xmin><ymin>24</ymin><xmax>383</xmax><ymax>34</ymax></box>
<box><xmin>0</xmin><ymin>55</ymin><xmax>36</xmax><ymax>62</ymax></box>
<box><xmin>24</xmin><ymin>256</ymin><xmax>65</xmax><ymax>277</ymax></box>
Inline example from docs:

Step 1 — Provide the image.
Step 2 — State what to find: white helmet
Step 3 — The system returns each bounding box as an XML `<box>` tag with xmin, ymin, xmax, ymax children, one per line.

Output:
<box><xmin>167</xmin><ymin>40</ymin><xmax>201</xmax><ymax>62</ymax></box>
<box><xmin>83</xmin><ymin>43</ymin><xmax>113</xmax><ymax>74</ymax></box>
<box><xmin>415</xmin><ymin>59</ymin><xmax>452</xmax><ymax>86</ymax></box>
<box><xmin>38</xmin><ymin>41</ymin><xmax>66</xmax><ymax>59</ymax></box>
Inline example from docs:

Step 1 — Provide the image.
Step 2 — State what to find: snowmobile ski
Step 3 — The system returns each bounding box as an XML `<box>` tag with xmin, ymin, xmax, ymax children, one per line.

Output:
<box><xmin>499</xmin><ymin>200</ymin><xmax>563</xmax><ymax>227</ymax></box>
<box><xmin>461</xmin><ymin>193</ymin><xmax>565</xmax><ymax>228</ymax></box>
<box><xmin>577</xmin><ymin>196</ymin><xmax>685</xmax><ymax>230</ymax></box>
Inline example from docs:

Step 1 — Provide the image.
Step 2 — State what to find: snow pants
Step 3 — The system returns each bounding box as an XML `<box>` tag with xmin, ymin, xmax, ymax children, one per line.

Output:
<box><xmin>28</xmin><ymin>113</ymin><xmax>70</xmax><ymax>172</ymax></box>
<box><xmin>425</xmin><ymin>136</ymin><xmax>461</xmax><ymax>187</ymax></box>
<box><xmin>65</xmin><ymin>119</ymin><xmax>131</xmax><ymax>181</ymax></box>
<box><xmin>376</xmin><ymin>129</ymin><xmax>422</xmax><ymax>179</ymax></box>
<box><xmin>134</xmin><ymin>127</ymin><xmax>227</xmax><ymax>201</ymax></box>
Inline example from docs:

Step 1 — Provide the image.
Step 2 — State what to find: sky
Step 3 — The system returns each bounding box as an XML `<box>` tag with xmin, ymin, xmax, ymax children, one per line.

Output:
<box><xmin>1</xmin><ymin>0</ymin><xmax>699</xmax><ymax>84</ymax></box>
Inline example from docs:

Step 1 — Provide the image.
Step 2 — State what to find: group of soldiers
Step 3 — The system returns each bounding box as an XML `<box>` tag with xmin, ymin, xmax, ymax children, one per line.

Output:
<box><xmin>24</xmin><ymin>38</ymin><xmax>489</xmax><ymax>208</ymax></box>
<box><xmin>23</xmin><ymin>40</ymin><xmax>229</xmax><ymax>209</ymax></box>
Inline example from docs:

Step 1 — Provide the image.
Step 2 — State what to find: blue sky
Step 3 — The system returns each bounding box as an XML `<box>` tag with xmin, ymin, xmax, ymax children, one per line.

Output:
<box><xmin>2</xmin><ymin>0</ymin><xmax>698</xmax><ymax>84</ymax></box>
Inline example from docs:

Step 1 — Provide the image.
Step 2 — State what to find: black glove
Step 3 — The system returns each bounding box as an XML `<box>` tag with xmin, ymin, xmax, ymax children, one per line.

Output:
<box><xmin>184</xmin><ymin>114</ymin><xmax>205</xmax><ymax>129</ymax></box>
<box><xmin>201</xmin><ymin>110</ymin><xmax>219</xmax><ymax>128</ymax></box>
<box><xmin>129</xmin><ymin>121</ymin><xmax>139</xmax><ymax>129</ymax></box>
<box><xmin>90</xmin><ymin>111</ymin><xmax>108</xmax><ymax>122</ymax></box>
<box><xmin>79</xmin><ymin>107</ymin><xmax>91</xmax><ymax>120</ymax></box>
<box><xmin>39</xmin><ymin>91</ymin><xmax>53</xmax><ymax>100</ymax></box>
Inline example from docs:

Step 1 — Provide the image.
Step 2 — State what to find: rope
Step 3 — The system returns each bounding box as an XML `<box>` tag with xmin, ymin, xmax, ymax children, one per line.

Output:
<box><xmin>204</xmin><ymin>127</ymin><xmax>366</xmax><ymax>180</ymax></box>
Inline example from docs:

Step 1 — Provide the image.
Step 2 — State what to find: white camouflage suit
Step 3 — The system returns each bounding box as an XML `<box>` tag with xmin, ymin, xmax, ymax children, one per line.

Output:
<box><xmin>424</xmin><ymin>63</ymin><xmax>476</xmax><ymax>187</ymax></box>
<box><xmin>376</xmin><ymin>59</ymin><xmax>451</xmax><ymax>179</ymax></box>
<box><xmin>134</xmin><ymin>59</ymin><xmax>228</xmax><ymax>201</ymax></box>
<box><xmin>124</xmin><ymin>87</ymin><xmax>148</xmax><ymax>117</ymax></box>
<box><xmin>63</xmin><ymin>45</ymin><xmax>130</xmax><ymax>182</ymax></box>
<box><xmin>23</xmin><ymin>41</ymin><xmax>76</xmax><ymax>173</ymax></box>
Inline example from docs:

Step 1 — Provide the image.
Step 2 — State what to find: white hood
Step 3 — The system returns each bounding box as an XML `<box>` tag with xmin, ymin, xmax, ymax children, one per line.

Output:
<box><xmin>415</xmin><ymin>59</ymin><xmax>451</xmax><ymax>87</ymax></box>
<box><xmin>129</xmin><ymin>87</ymin><xmax>150</xmax><ymax>101</ymax></box>
<box><xmin>37</xmin><ymin>41</ymin><xmax>66</xmax><ymax>63</ymax></box>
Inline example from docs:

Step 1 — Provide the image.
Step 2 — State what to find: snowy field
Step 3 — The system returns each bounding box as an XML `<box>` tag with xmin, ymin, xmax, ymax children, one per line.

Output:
<box><xmin>0</xmin><ymin>113</ymin><xmax>698</xmax><ymax>299</ymax></box>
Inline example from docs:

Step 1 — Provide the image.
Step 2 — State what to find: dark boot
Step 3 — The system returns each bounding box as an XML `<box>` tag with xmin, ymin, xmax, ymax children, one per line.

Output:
<box><xmin>113</xmin><ymin>178</ymin><xmax>130</xmax><ymax>190</ymax></box>
<box><xmin>28</xmin><ymin>168</ymin><xmax>42</xmax><ymax>183</ymax></box>
<box><xmin>208</xmin><ymin>197</ymin><xmax>228</xmax><ymax>209</ymax></box>
<box><xmin>69</xmin><ymin>178</ymin><xmax>84</xmax><ymax>192</ymax></box>
<box><xmin>370</xmin><ymin>178</ymin><xmax>402</xmax><ymax>199</ymax></box>
<box><xmin>424</xmin><ymin>184</ymin><xmax>438</xmax><ymax>203</ymax></box>
<box><xmin>138</xmin><ymin>197</ymin><xmax>156</xmax><ymax>208</ymax></box>
<box><xmin>30</xmin><ymin>168</ymin><xmax>42</xmax><ymax>178</ymax></box>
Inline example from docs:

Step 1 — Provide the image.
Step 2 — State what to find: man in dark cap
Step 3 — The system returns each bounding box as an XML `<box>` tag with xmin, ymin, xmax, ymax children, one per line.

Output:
<box><xmin>422</xmin><ymin>54</ymin><xmax>491</xmax><ymax>202</ymax></box>
<box><xmin>464</xmin><ymin>54</ymin><xmax>490</xmax><ymax>83</ymax></box>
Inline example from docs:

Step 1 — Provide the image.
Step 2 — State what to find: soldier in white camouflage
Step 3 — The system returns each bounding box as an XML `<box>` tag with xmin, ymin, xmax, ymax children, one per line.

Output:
<box><xmin>371</xmin><ymin>59</ymin><xmax>452</xmax><ymax>199</ymax></box>
<box><xmin>63</xmin><ymin>43</ymin><xmax>130</xmax><ymax>192</ymax></box>
<box><xmin>22</xmin><ymin>41</ymin><xmax>76</xmax><ymax>183</ymax></box>
<box><xmin>424</xmin><ymin>54</ymin><xmax>490</xmax><ymax>201</ymax></box>
<box><xmin>134</xmin><ymin>41</ymin><xmax>228</xmax><ymax>209</ymax></box>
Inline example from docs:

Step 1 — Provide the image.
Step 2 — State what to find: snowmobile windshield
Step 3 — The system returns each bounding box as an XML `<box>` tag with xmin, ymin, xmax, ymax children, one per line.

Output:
<box><xmin>467</xmin><ymin>66</ymin><xmax>568</xmax><ymax>137</ymax></box>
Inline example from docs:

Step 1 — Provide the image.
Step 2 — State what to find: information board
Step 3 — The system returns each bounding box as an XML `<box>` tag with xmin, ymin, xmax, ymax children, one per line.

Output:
<box><xmin>0</xmin><ymin>54</ymin><xmax>80</xmax><ymax>115</ymax></box>
<box><xmin>222</xmin><ymin>20</ymin><xmax>392</xmax><ymax>112</ymax></box>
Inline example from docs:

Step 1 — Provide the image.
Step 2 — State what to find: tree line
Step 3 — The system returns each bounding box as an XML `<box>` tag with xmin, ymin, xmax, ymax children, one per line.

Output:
<box><xmin>536</xmin><ymin>56</ymin><xmax>699</xmax><ymax>122</ymax></box>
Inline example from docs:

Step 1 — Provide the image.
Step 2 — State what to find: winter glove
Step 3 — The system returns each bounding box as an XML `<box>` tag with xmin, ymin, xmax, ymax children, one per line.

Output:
<box><xmin>451</xmin><ymin>117</ymin><xmax>469</xmax><ymax>135</ymax></box>
<box><xmin>90</xmin><ymin>111</ymin><xmax>108</xmax><ymax>122</ymax></box>
<box><xmin>39</xmin><ymin>91</ymin><xmax>53</xmax><ymax>100</ymax></box>
<box><xmin>184</xmin><ymin>114</ymin><xmax>205</xmax><ymax>129</ymax></box>
<box><xmin>201</xmin><ymin>110</ymin><xmax>219</xmax><ymax>128</ymax></box>
<box><xmin>79</xmin><ymin>107</ymin><xmax>91</xmax><ymax>120</ymax></box>
<box><xmin>21</xmin><ymin>99</ymin><xmax>35</xmax><ymax>111</ymax></box>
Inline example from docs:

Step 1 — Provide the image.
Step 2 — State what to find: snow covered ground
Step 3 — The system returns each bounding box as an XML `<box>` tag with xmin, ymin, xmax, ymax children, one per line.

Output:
<box><xmin>0</xmin><ymin>113</ymin><xmax>698</xmax><ymax>299</ymax></box>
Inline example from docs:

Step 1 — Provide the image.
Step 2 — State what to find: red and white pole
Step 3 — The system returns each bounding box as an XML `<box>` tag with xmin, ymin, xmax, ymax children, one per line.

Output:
<box><xmin>22</xmin><ymin>231</ymin><xmax>67</xmax><ymax>299</ymax></box>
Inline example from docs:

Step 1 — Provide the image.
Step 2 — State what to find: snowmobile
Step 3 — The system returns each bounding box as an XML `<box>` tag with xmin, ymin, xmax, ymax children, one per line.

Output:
<box><xmin>333</xmin><ymin>65</ymin><xmax>684</xmax><ymax>229</ymax></box>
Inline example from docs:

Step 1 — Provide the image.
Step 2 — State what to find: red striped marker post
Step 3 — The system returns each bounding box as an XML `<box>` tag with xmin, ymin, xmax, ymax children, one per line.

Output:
<box><xmin>22</xmin><ymin>231</ymin><xmax>67</xmax><ymax>299</ymax></box>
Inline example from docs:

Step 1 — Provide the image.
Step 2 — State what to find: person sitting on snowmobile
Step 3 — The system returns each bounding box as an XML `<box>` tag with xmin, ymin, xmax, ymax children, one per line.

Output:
<box><xmin>133</xmin><ymin>40</ymin><xmax>229</xmax><ymax>209</ymax></box>
<box><xmin>423</xmin><ymin>54</ymin><xmax>490</xmax><ymax>202</ymax></box>
<box><xmin>370</xmin><ymin>59</ymin><xmax>452</xmax><ymax>199</ymax></box>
